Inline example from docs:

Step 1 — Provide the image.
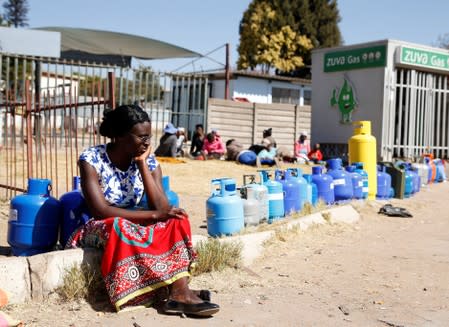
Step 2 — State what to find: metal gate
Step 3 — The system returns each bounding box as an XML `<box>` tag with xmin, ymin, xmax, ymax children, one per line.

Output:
<box><xmin>0</xmin><ymin>53</ymin><xmax>207</xmax><ymax>199</ymax></box>
<box><xmin>382</xmin><ymin>67</ymin><xmax>449</xmax><ymax>161</ymax></box>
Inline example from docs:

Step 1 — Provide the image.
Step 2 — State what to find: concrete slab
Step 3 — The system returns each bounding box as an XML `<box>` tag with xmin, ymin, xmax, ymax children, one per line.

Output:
<box><xmin>322</xmin><ymin>205</ymin><xmax>360</xmax><ymax>224</ymax></box>
<box><xmin>27</xmin><ymin>248</ymin><xmax>102</xmax><ymax>300</ymax></box>
<box><xmin>0</xmin><ymin>256</ymin><xmax>31</xmax><ymax>304</ymax></box>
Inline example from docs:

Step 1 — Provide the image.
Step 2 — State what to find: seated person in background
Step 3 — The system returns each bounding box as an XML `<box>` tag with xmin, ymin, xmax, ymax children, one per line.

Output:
<box><xmin>211</xmin><ymin>128</ymin><xmax>222</xmax><ymax>143</ymax></box>
<box><xmin>189</xmin><ymin>124</ymin><xmax>205</xmax><ymax>158</ymax></box>
<box><xmin>225</xmin><ymin>139</ymin><xmax>243</xmax><ymax>161</ymax></box>
<box><xmin>262</xmin><ymin>127</ymin><xmax>277</xmax><ymax>148</ymax></box>
<box><xmin>176</xmin><ymin>127</ymin><xmax>186</xmax><ymax>157</ymax></box>
<box><xmin>69</xmin><ymin>104</ymin><xmax>219</xmax><ymax>316</ymax></box>
<box><xmin>154</xmin><ymin>123</ymin><xmax>178</xmax><ymax>157</ymax></box>
<box><xmin>202</xmin><ymin>132</ymin><xmax>225</xmax><ymax>160</ymax></box>
<box><xmin>276</xmin><ymin>145</ymin><xmax>297</xmax><ymax>163</ymax></box>
<box><xmin>294</xmin><ymin>131</ymin><xmax>311</xmax><ymax>164</ymax></box>
<box><xmin>256</xmin><ymin>139</ymin><xmax>280</xmax><ymax>168</ymax></box>
<box><xmin>308</xmin><ymin>143</ymin><xmax>323</xmax><ymax>163</ymax></box>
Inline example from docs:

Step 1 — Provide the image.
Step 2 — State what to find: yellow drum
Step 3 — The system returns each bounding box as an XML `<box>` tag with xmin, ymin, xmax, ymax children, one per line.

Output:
<box><xmin>348</xmin><ymin>121</ymin><xmax>377</xmax><ymax>200</ymax></box>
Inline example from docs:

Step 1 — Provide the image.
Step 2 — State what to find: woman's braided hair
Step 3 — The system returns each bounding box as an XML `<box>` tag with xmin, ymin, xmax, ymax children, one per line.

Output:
<box><xmin>99</xmin><ymin>104</ymin><xmax>150</xmax><ymax>138</ymax></box>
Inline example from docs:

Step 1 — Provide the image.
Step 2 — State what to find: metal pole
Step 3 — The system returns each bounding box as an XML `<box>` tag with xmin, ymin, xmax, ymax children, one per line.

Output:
<box><xmin>225</xmin><ymin>43</ymin><xmax>230</xmax><ymax>100</ymax></box>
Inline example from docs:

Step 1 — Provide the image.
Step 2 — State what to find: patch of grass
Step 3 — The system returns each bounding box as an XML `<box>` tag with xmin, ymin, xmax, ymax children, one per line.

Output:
<box><xmin>263</xmin><ymin>224</ymin><xmax>301</xmax><ymax>246</ymax></box>
<box><xmin>56</xmin><ymin>263</ymin><xmax>106</xmax><ymax>302</ymax></box>
<box><xmin>192</xmin><ymin>238</ymin><xmax>243</xmax><ymax>276</ymax></box>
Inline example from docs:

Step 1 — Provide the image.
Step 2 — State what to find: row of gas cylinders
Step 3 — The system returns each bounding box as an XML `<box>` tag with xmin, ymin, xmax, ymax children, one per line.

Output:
<box><xmin>206</xmin><ymin>158</ymin><xmax>447</xmax><ymax>237</ymax></box>
<box><xmin>7</xmin><ymin>176</ymin><xmax>179</xmax><ymax>256</ymax></box>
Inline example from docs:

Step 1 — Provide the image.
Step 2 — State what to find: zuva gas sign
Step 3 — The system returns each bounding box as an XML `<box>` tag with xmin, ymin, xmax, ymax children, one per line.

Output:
<box><xmin>397</xmin><ymin>46</ymin><xmax>449</xmax><ymax>72</ymax></box>
<box><xmin>324</xmin><ymin>45</ymin><xmax>387</xmax><ymax>72</ymax></box>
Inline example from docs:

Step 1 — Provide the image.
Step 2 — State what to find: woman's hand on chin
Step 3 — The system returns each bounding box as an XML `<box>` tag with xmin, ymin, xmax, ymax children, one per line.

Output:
<box><xmin>134</xmin><ymin>145</ymin><xmax>152</xmax><ymax>163</ymax></box>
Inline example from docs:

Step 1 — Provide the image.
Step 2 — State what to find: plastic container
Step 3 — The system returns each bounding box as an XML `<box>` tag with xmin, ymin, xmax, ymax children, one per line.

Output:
<box><xmin>376</xmin><ymin>165</ymin><xmax>392</xmax><ymax>200</ymax></box>
<box><xmin>326</xmin><ymin>158</ymin><xmax>353</xmax><ymax>202</ymax></box>
<box><xmin>353</xmin><ymin>162</ymin><xmax>369</xmax><ymax>199</ymax></box>
<box><xmin>59</xmin><ymin>176</ymin><xmax>91</xmax><ymax>247</ymax></box>
<box><xmin>259</xmin><ymin>170</ymin><xmax>284</xmax><ymax>223</ymax></box>
<box><xmin>286</xmin><ymin>168</ymin><xmax>308</xmax><ymax>210</ymax></box>
<box><xmin>311</xmin><ymin>166</ymin><xmax>335</xmax><ymax>205</ymax></box>
<box><xmin>275</xmin><ymin>169</ymin><xmax>301</xmax><ymax>215</ymax></box>
<box><xmin>379</xmin><ymin>162</ymin><xmax>405</xmax><ymax>199</ymax></box>
<box><xmin>243</xmin><ymin>174</ymin><xmax>269</xmax><ymax>222</ymax></box>
<box><xmin>8</xmin><ymin>178</ymin><xmax>62</xmax><ymax>256</ymax></box>
<box><xmin>348</xmin><ymin>121</ymin><xmax>377</xmax><ymax>200</ymax></box>
<box><xmin>303</xmin><ymin>174</ymin><xmax>318</xmax><ymax>206</ymax></box>
<box><xmin>345</xmin><ymin>165</ymin><xmax>364</xmax><ymax>199</ymax></box>
<box><xmin>240</xmin><ymin>187</ymin><xmax>261</xmax><ymax>226</ymax></box>
<box><xmin>162</xmin><ymin>176</ymin><xmax>179</xmax><ymax>207</ymax></box>
<box><xmin>206</xmin><ymin>178</ymin><xmax>244</xmax><ymax>237</ymax></box>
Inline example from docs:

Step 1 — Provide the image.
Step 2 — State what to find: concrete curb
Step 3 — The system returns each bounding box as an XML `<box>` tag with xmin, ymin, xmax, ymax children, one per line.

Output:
<box><xmin>0</xmin><ymin>205</ymin><xmax>360</xmax><ymax>305</ymax></box>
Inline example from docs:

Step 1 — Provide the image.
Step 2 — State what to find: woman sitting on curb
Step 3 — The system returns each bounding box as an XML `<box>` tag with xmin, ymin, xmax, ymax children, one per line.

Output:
<box><xmin>67</xmin><ymin>104</ymin><xmax>219</xmax><ymax>317</ymax></box>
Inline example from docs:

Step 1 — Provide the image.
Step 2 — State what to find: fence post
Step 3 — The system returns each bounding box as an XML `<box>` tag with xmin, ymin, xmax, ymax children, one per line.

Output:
<box><xmin>25</xmin><ymin>79</ymin><xmax>33</xmax><ymax>179</ymax></box>
<box><xmin>252</xmin><ymin>102</ymin><xmax>258</xmax><ymax>145</ymax></box>
<box><xmin>294</xmin><ymin>104</ymin><xmax>300</xmax><ymax>144</ymax></box>
<box><xmin>108</xmin><ymin>72</ymin><xmax>116</xmax><ymax>109</ymax></box>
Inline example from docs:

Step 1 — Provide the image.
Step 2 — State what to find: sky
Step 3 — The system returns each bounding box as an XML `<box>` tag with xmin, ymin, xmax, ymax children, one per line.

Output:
<box><xmin>25</xmin><ymin>0</ymin><xmax>449</xmax><ymax>72</ymax></box>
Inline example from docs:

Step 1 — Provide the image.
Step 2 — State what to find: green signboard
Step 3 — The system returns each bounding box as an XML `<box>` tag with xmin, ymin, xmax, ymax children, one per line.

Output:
<box><xmin>324</xmin><ymin>45</ymin><xmax>387</xmax><ymax>72</ymax></box>
<box><xmin>398</xmin><ymin>46</ymin><xmax>449</xmax><ymax>72</ymax></box>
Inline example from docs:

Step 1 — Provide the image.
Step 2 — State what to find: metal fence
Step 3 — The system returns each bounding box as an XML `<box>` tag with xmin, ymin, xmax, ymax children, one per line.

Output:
<box><xmin>0</xmin><ymin>53</ymin><xmax>207</xmax><ymax>199</ymax></box>
<box><xmin>382</xmin><ymin>68</ymin><xmax>449</xmax><ymax>161</ymax></box>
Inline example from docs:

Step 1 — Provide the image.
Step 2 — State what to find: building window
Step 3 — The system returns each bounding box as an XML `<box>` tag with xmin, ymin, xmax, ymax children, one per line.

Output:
<box><xmin>272</xmin><ymin>87</ymin><xmax>300</xmax><ymax>104</ymax></box>
<box><xmin>303</xmin><ymin>89</ymin><xmax>312</xmax><ymax>105</ymax></box>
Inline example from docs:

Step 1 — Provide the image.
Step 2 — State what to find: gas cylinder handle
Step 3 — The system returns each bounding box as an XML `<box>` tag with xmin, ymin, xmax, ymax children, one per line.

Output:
<box><xmin>243</xmin><ymin>174</ymin><xmax>255</xmax><ymax>185</ymax></box>
<box><xmin>210</xmin><ymin>178</ymin><xmax>223</xmax><ymax>197</ymax></box>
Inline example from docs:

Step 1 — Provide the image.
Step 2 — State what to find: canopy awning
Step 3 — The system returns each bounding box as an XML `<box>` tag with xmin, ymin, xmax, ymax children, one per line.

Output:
<box><xmin>34</xmin><ymin>27</ymin><xmax>201</xmax><ymax>66</ymax></box>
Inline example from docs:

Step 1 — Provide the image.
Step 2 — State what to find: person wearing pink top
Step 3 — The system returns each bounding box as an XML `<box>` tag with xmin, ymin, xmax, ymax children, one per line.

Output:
<box><xmin>201</xmin><ymin>132</ymin><xmax>225</xmax><ymax>160</ymax></box>
<box><xmin>294</xmin><ymin>131</ymin><xmax>311</xmax><ymax>163</ymax></box>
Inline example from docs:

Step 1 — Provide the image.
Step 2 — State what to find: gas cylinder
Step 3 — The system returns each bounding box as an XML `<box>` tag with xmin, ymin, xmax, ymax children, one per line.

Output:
<box><xmin>275</xmin><ymin>169</ymin><xmax>301</xmax><ymax>215</ymax></box>
<box><xmin>8</xmin><ymin>178</ymin><xmax>62</xmax><ymax>256</ymax></box>
<box><xmin>311</xmin><ymin>166</ymin><xmax>335</xmax><ymax>205</ymax></box>
<box><xmin>259</xmin><ymin>170</ymin><xmax>284</xmax><ymax>223</ymax></box>
<box><xmin>376</xmin><ymin>165</ymin><xmax>392</xmax><ymax>200</ymax></box>
<box><xmin>286</xmin><ymin>168</ymin><xmax>308</xmax><ymax>210</ymax></box>
<box><xmin>206</xmin><ymin>178</ymin><xmax>244</xmax><ymax>237</ymax></box>
<box><xmin>348</xmin><ymin>121</ymin><xmax>377</xmax><ymax>200</ymax></box>
<box><xmin>353</xmin><ymin>162</ymin><xmax>369</xmax><ymax>199</ymax></box>
<box><xmin>302</xmin><ymin>174</ymin><xmax>318</xmax><ymax>206</ymax></box>
<box><xmin>59</xmin><ymin>176</ymin><xmax>91</xmax><ymax>247</ymax></box>
<box><xmin>240</xmin><ymin>187</ymin><xmax>261</xmax><ymax>226</ymax></box>
<box><xmin>424</xmin><ymin>157</ymin><xmax>436</xmax><ymax>183</ymax></box>
<box><xmin>243</xmin><ymin>174</ymin><xmax>269</xmax><ymax>222</ymax></box>
<box><xmin>407</xmin><ymin>164</ymin><xmax>421</xmax><ymax>193</ymax></box>
<box><xmin>162</xmin><ymin>176</ymin><xmax>179</xmax><ymax>207</ymax></box>
<box><xmin>345</xmin><ymin>165</ymin><xmax>364</xmax><ymax>199</ymax></box>
<box><xmin>326</xmin><ymin>158</ymin><xmax>353</xmax><ymax>202</ymax></box>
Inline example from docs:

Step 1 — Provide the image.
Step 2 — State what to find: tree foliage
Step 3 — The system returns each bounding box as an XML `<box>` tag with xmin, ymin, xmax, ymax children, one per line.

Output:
<box><xmin>3</xmin><ymin>0</ymin><xmax>29</xmax><ymax>27</ymax></box>
<box><xmin>237</xmin><ymin>0</ymin><xmax>342</xmax><ymax>77</ymax></box>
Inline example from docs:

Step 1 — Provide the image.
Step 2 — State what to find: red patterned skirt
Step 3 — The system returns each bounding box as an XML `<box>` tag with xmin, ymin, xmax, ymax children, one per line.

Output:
<box><xmin>68</xmin><ymin>215</ymin><xmax>196</xmax><ymax>311</ymax></box>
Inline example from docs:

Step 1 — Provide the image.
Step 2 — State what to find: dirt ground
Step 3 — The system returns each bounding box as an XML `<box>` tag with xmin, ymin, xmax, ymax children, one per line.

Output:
<box><xmin>1</xmin><ymin>159</ymin><xmax>449</xmax><ymax>326</ymax></box>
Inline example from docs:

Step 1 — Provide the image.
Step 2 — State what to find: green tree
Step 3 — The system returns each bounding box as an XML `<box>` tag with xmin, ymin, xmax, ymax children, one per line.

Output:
<box><xmin>237</xmin><ymin>0</ymin><xmax>342</xmax><ymax>77</ymax></box>
<box><xmin>3</xmin><ymin>0</ymin><xmax>29</xmax><ymax>27</ymax></box>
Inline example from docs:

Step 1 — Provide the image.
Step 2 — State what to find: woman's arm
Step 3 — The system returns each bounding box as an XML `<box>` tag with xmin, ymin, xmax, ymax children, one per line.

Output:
<box><xmin>79</xmin><ymin>159</ymin><xmax>181</xmax><ymax>225</ymax></box>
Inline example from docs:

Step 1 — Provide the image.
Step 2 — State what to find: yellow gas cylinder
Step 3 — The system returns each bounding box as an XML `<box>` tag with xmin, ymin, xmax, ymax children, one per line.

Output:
<box><xmin>348</xmin><ymin>121</ymin><xmax>377</xmax><ymax>200</ymax></box>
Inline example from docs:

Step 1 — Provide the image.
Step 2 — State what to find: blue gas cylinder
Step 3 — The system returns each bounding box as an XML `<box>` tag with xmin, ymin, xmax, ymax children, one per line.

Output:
<box><xmin>8</xmin><ymin>178</ymin><xmax>62</xmax><ymax>256</ymax></box>
<box><xmin>162</xmin><ymin>176</ymin><xmax>179</xmax><ymax>207</ymax></box>
<box><xmin>303</xmin><ymin>174</ymin><xmax>318</xmax><ymax>206</ymax></box>
<box><xmin>206</xmin><ymin>178</ymin><xmax>244</xmax><ymax>237</ymax></box>
<box><xmin>433</xmin><ymin>159</ymin><xmax>447</xmax><ymax>183</ymax></box>
<box><xmin>260</xmin><ymin>170</ymin><xmax>284</xmax><ymax>223</ymax></box>
<box><xmin>286</xmin><ymin>168</ymin><xmax>308</xmax><ymax>210</ymax></box>
<box><xmin>376</xmin><ymin>165</ymin><xmax>392</xmax><ymax>199</ymax></box>
<box><xmin>275</xmin><ymin>170</ymin><xmax>301</xmax><ymax>215</ymax></box>
<box><xmin>326</xmin><ymin>158</ymin><xmax>353</xmax><ymax>202</ymax></box>
<box><xmin>311</xmin><ymin>166</ymin><xmax>335</xmax><ymax>205</ymax></box>
<box><xmin>407</xmin><ymin>164</ymin><xmax>421</xmax><ymax>193</ymax></box>
<box><xmin>353</xmin><ymin>162</ymin><xmax>369</xmax><ymax>199</ymax></box>
<box><xmin>59</xmin><ymin>176</ymin><xmax>91</xmax><ymax>247</ymax></box>
<box><xmin>345</xmin><ymin>165</ymin><xmax>364</xmax><ymax>199</ymax></box>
